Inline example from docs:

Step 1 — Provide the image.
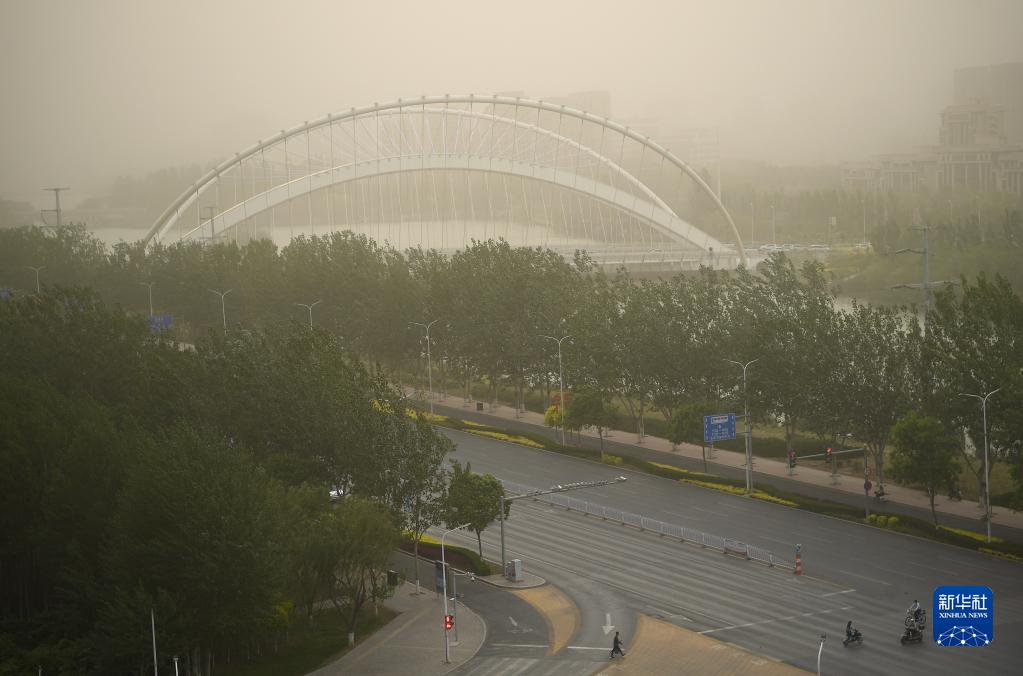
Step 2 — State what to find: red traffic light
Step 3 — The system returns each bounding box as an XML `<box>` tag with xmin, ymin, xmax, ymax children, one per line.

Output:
<box><xmin>444</xmin><ymin>614</ymin><xmax>454</xmax><ymax>630</ymax></box>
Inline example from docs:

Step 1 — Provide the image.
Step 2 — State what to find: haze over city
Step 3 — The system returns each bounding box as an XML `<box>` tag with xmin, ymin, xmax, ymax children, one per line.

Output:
<box><xmin>3</xmin><ymin>0</ymin><xmax>1023</xmax><ymax>209</ymax></box>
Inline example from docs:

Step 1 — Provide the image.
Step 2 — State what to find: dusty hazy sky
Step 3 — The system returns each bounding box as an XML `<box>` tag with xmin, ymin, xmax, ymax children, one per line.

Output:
<box><xmin>2</xmin><ymin>0</ymin><xmax>1022</xmax><ymax>207</ymax></box>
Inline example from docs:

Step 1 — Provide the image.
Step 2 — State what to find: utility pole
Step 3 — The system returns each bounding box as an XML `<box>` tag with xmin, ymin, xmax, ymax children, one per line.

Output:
<box><xmin>201</xmin><ymin>206</ymin><xmax>218</xmax><ymax>243</ymax></box>
<box><xmin>42</xmin><ymin>187</ymin><xmax>70</xmax><ymax>227</ymax></box>
<box><xmin>892</xmin><ymin>217</ymin><xmax>954</xmax><ymax>333</ymax></box>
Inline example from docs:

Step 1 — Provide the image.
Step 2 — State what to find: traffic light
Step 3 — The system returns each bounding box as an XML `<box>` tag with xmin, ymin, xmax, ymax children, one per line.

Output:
<box><xmin>444</xmin><ymin>614</ymin><xmax>454</xmax><ymax>631</ymax></box>
<box><xmin>826</xmin><ymin>446</ymin><xmax>833</xmax><ymax>461</ymax></box>
<box><xmin>788</xmin><ymin>451</ymin><xmax>796</xmax><ymax>468</ymax></box>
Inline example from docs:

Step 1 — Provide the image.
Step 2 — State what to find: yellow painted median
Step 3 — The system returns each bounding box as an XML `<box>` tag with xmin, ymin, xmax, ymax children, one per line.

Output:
<box><xmin>512</xmin><ymin>584</ymin><xmax>580</xmax><ymax>656</ymax></box>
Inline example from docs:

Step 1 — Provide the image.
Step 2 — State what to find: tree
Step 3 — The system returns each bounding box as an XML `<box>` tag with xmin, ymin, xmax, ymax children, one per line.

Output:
<box><xmin>889</xmin><ymin>412</ymin><xmax>961</xmax><ymax>527</ymax></box>
<box><xmin>444</xmin><ymin>460</ymin><xmax>509</xmax><ymax>557</ymax></box>
<box><xmin>385</xmin><ymin>415</ymin><xmax>452</xmax><ymax>592</ymax></box>
<box><xmin>928</xmin><ymin>274</ymin><xmax>1023</xmax><ymax>509</ymax></box>
<box><xmin>565</xmin><ymin>387</ymin><xmax>617</xmax><ymax>451</ymax></box>
<box><xmin>325</xmin><ymin>498</ymin><xmax>400</xmax><ymax>643</ymax></box>
<box><xmin>832</xmin><ymin>302</ymin><xmax>920</xmax><ymax>489</ymax></box>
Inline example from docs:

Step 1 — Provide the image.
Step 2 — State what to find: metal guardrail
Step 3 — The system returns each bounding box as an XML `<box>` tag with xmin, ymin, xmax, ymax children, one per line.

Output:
<box><xmin>501</xmin><ymin>479</ymin><xmax>791</xmax><ymax>570</ymax></box>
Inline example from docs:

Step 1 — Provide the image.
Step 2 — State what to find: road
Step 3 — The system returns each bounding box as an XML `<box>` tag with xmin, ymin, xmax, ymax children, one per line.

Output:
<box><xmin>432</xmin><ymin>400</ymin><xmax>1022</xmax><ymax>542</ymax></box>
<box><xmin>439</xmin><ymin>427</ymin><xmax>1023</xmax><ymax>675</ymax></box>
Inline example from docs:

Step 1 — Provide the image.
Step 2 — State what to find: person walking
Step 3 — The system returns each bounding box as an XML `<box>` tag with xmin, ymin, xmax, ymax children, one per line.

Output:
<box><xmin>610</xmin><ymin>631</ymin><xmax>625</xmax><ymax>659</ymax></box>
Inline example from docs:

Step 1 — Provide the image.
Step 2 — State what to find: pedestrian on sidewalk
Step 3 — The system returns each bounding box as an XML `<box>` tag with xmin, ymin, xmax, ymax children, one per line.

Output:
<box><xmin>610</xmin><ymin>631</ymin><xmax>625</xmax><ymax>659</ymax></box>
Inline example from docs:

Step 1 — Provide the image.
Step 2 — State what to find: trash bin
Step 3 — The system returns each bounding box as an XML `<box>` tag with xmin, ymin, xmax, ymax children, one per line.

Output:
<box><xmin>476</xmin><ymin>402</ymin><xmax>484</xmax><ymax>411</ymax></box>
<box><xmin>387</xmin><ymin>570</ymin><xmax>399</xmax><ymax>587</ymax></box>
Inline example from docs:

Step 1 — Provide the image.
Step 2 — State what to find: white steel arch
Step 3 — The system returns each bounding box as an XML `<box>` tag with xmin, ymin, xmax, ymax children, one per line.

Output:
<box><xmin>146</xmin><ymin>95</ymin><xmax>746</xmax><ymax>264</ymax></box>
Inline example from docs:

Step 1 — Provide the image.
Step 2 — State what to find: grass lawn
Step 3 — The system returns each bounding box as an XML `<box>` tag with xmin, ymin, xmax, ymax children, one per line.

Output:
<box><xmin>218</xmin><ymin>605</ymin><xmax>397</xmax><ymax>676</ymax></box>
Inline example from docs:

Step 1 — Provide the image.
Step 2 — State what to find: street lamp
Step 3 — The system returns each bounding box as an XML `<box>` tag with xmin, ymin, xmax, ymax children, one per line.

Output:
<box><xmin>498</xmin><ymin>476</ymin><xmax>627</xmax><ymax>578</ymax></box>
<box><xmin>411</xmin><ymin>320</ymin><xmax>438</xmax><ymax>414</ymax></box>
<box><xmin>816</xmin><ymin>633</ymin><xmax>826</xmax><ymax>676</ymax></box>
<box><xmin>25</xmin><ymin>266</ymin><xmax>45</xmax><ymax>294</ymax></box>
<box><xmin>725</xmin><ymin>358</ymin><xmax>759</xmax><ymax>493</ymax></box>
<box><xmin>139</xmin><ymin>281</ymin><xmax>155</xmax><ymax>317</ymax></box>
<box><xmin>441</xmin><ymin>523</ymin><xmax>471</xmax><ymax>663</ymax></box>
<box><xmin>542</xmin><ymin>334</ymin><xmax>571</xmax><ymax>445</ymax></box>
<box><xmin>960</xmin><ymin>388</ymin><xmax>1001</xmax><ymax>543</ymax></box>
<box><xmin>294</xmin><ymin>300</ymin><xmax>321</xmax><ymax>329</ymax></box>
<box><xmin>208</xmin><ymin>288</ymin><xmax>233</xmax><ymax>332</ymax></box>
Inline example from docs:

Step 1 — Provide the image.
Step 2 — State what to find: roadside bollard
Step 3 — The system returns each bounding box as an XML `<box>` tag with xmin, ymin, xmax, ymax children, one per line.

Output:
<box><xmin>795</xmin><ymin>543</ymin><xmax>803</xmax><ymax>575</ymax></box>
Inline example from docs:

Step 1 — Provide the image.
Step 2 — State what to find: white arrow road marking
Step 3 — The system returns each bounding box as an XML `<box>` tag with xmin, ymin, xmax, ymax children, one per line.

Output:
<box><xmin>602</xmin><ymin>612</ymin><xmax>615</xmax><ymax>635</ymax></box>
<box><xmin>509</xmin><ymin>616</ymin><xmax>518</xmax><ymax>628</ymax></box>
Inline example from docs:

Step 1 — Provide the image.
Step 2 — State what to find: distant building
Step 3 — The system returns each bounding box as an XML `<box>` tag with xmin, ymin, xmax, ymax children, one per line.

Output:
<box><xmin>842</xmin><ymin>63</ymin><xmax>1023</xmax><ymax>196</ymax></box>
<box><xmin>954</xmin><ymin>62</ymin><xmax>1023</xmax><ymax>144</ymax></box>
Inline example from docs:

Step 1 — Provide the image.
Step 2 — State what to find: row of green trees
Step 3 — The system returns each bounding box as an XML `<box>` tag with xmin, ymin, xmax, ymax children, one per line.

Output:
<box><xmin>1</xmin><ymin>224</ymin><xmax>1021</xmax><ymax>504</ymax></box>
<box><xmin>0</xmin><ymin>289</ymin><xmax>468</xmax><ymax>675</ymax></box>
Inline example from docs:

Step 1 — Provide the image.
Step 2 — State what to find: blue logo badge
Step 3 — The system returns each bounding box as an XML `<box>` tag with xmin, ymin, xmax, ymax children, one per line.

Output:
<box><xmin>933</xmin><ymin>585</ymin><xmax>993</xmax><ymax>646</ymax></box>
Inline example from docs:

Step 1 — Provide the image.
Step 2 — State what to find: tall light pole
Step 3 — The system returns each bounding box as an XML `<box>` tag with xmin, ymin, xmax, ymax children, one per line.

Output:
<box><xmin>499</xmin><ymin>476</ymin><xmax>627</xmax><ymax>578</ymax></box>
<box><xmin>816</xmin><ymin>633</ymin><xmax>826</xmax><ymax>676</ymax></box>
<box><xmin>208</xmin><ymin>288</ymin><xmax>233</xmax><ymax>332</ymax></box>
<box><xmin>25</xmin><ymin>266</ymin><xmax>45</xmax><ymax>294</ymax></box>
<box><xmin>725</xmin><ymin>358</ymin><xmax>759</xmax><ymax>493</ymax></box>
<box><xmin>295</xmin><ymin>300</ymin><xmax>321</xmax><ymax>329</ymax></box>
<box><xmin>411</xmin><ymin>320</ymin><xmax>438</xmax><ymax>413</ymax></box>
<box><xmin>542</xmin><ymin>334</ymin><xmax>571</xmax><ymax>445</ymax></box>
<box><xmin>441</xmin><ymin>523</ymin><xmax>471</xmax><ymax>663</ymax></box>
<box><xmin>139</xmin><ymin>281</ymin><xmax>155</xmax><ymax>317</ymax></box>
<box><xmin>960</xmin><ymin>388</ymin><xmax>1001</xmax><ymax>543</ymax></box>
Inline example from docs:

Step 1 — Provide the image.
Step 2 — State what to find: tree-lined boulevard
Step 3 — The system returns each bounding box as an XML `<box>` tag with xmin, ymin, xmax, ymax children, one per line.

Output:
<box><xmin>2</xmin><ymin>225</ymin><xmax>1022</xmax><ymax>675</ymax></box>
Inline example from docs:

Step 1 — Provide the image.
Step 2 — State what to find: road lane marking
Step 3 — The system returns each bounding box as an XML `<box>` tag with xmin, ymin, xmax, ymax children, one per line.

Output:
<box><xmin>566</xmin><ymin>646</ymin><xmax>610</xmax><ymax>651</ymax></box>
<box><xmin>822</xmin><ymin>589</ymin><xmax>856</xmax><ymax>597</ymax></box>
<box><xmin>907</xmin><ymin>560</ymin><xmax>953</xmax><ymax>574</ymax></box>
<box><xmin>699</xmin><ymin>605</ymin><xmax>853</xmax><ymax>634</ymax></box>
<box><xmin>837</xmin><ymin>569</ymin><xmax>893</xmax><ymax>586</ymax></box>
<box><xmin>489</xmin><ymin>643</ymin><xmax>548</xmax><ymax>649</ymax></box>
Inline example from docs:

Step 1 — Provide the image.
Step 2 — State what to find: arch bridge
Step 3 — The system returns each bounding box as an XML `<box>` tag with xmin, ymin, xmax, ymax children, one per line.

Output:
<box><xmin>146</xmin><ymin>95</ymin><xmax>746</xmax><ymax>266</ymax></box>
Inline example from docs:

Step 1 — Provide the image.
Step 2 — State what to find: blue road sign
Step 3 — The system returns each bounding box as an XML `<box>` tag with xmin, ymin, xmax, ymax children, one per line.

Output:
<box><xmin>148</xmin><ymin>314</ymin><xmax>173</xmax><ymax>332</ymax></box>
<box><xmin>704</xmin><ymin>413</ymin><xmax>737</xmax><ymax>443</ymax></box>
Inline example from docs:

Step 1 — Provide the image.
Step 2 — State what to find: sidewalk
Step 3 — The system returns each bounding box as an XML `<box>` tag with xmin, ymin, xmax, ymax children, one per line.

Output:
<box><xmin>416</xmin><ymin>390</ymin><xmax>1023</xmax><ymax>532</ymax></box>
<box><xmin>306</xmin><ymin>581</ymin><xmax>485</xmax><ymax>676</ymax></box>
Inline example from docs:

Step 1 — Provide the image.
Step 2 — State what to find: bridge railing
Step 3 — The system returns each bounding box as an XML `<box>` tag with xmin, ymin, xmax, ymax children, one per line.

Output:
<box><xmin>501</xmin><ymin>479</ymin><xmax>790</xmax><ymax>570</ymax></box>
